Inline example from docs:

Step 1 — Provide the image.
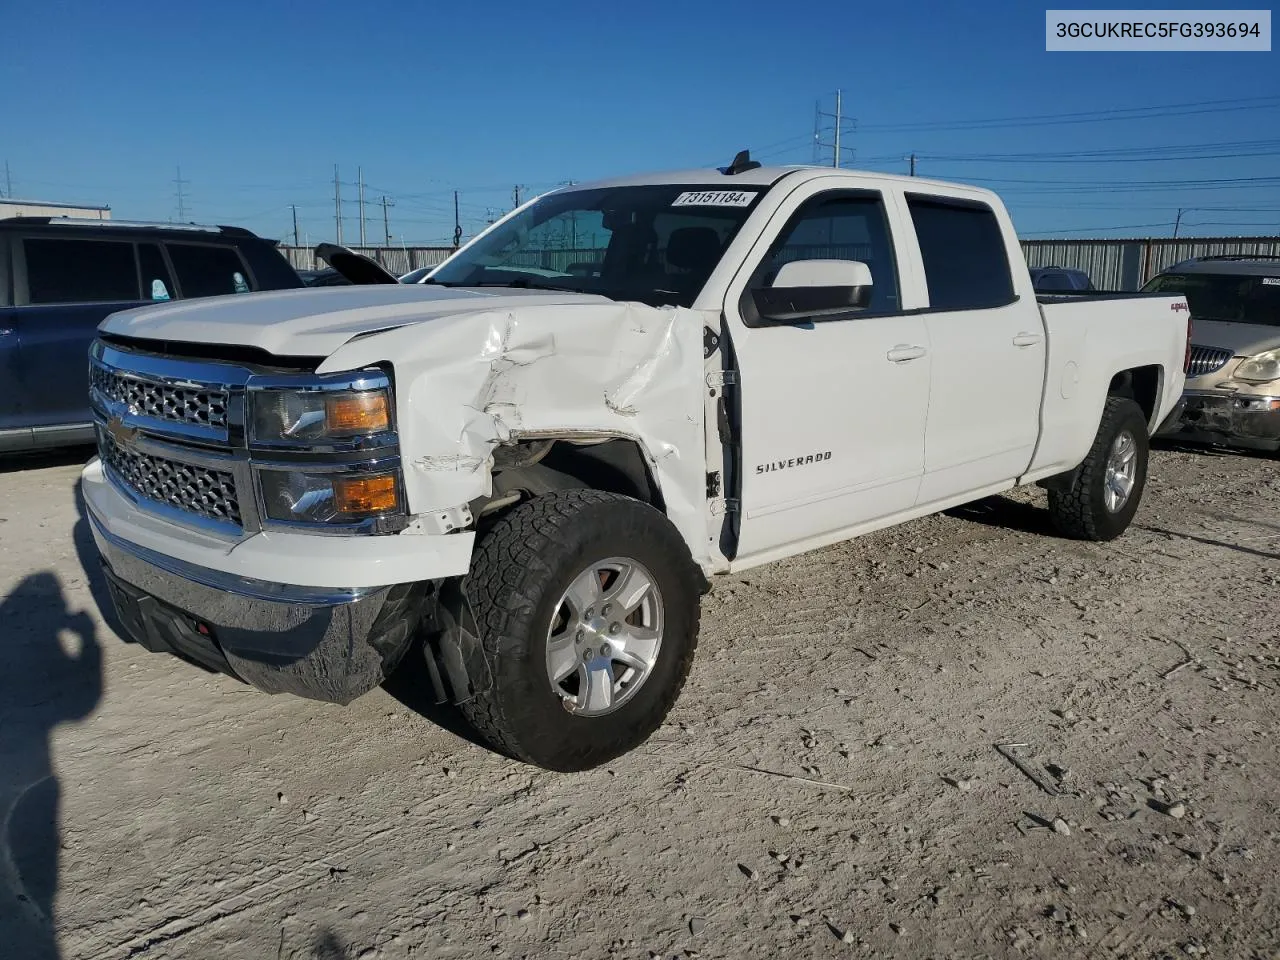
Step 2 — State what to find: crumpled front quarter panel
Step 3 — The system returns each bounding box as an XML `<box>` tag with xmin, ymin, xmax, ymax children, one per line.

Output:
<box><xmin>318</xmin><ymin>302</ymin><xmax>710</xmax><ymax>564</ymax></box>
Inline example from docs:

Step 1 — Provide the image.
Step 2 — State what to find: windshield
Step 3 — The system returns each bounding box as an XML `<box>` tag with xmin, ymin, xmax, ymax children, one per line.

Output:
<box><xmin>427</xmin><ymin>184</ymin><xmax>768</xmax><ymax>308</ymax></box>
<box><xmin>1142</xmin><ymin>271</ymin><xmax>1280</xmax><ymax>327</ymax></box>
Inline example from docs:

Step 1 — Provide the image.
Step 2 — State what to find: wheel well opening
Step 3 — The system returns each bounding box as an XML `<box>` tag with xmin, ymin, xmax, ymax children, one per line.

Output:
<box><xmin>477</xmin><ymin>438</ymin><xmax>665</xmax><ymax>523</ymax></box>
<box><xmin>1108</xmin><ymin>365</ymin><xmax>1161</xmax><ymax>425</ymax></box>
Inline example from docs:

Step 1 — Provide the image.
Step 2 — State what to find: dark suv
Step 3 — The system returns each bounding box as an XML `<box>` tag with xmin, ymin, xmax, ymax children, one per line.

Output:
<box><xmin>0</xmin><ymin>218</ymin><xmax>303</xmax><ymax>453</ymax></box>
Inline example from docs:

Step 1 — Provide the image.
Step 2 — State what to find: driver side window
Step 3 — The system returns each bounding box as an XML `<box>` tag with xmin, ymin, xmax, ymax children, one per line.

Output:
<box><xmin>755</xmin><ymin>193</ymin><xmax>901</xmax><ymax>314</ymax></box>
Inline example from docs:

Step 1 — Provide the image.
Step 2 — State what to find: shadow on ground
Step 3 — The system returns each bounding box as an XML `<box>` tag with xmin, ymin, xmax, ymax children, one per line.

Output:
<box><xmin>944</xmin><ymin>494</ymin><xmax>1059</xmax><ymax>537</ymax></box>
<box><xmin>0</xmin><ymin>558</ymin><xmax>103</xmax><ymax>960</ymax></box>
<box><xmin>0</xmin><ymin>446</ymin><xmax>96</xmax><ymax>476</ymax></box>
<box><xmin>381</xmin><ymin>646</ymin><xmax>499</xmax><ymax>755</ymax></box>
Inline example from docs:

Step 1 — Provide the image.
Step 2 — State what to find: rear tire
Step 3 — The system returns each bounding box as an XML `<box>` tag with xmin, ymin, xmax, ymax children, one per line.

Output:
<box><xmin>1048</xmin><ymin>397</ymin><xmax>1150</xmax><ymax>542</ymax></box>
<box><xmin>458</xmin><ymin>489</ymin><xmax>701</xmax><ymax>771</ymax></box>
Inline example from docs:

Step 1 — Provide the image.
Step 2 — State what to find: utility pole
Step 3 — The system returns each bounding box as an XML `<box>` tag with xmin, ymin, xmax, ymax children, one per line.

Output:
<box><xmin>358</xmin><ymin>166</ymin><xmax>366</xmax><ymax>246</ymax></box>
<box><xmin>909</xmin><ymin>153</ymin><xmax>917</xmax><ymax>176</ymax></box>
<box><xmin>380</xmin><ymin>195</ymin><xmax>394</xmax><ymax>245</ymax></box>
<box><xmin>291</xmin><ymin>204</ymin><xmax>299</xmax><ymax>246</ymax></box>
<box><xmin>513</xmin><ymin>185</ymin><xmax>524</xmax><ymax>210</ymax></box>
<box><xmin>814</xmin><ymin>91</ymin><xmax>854</xmax><ymax>167</ymax></box>
<box><xmin>333</xmin><ymin>164</ymin><xmax>343</xmax><ymax>244</ymax></box>
<box><xmin>1173</xmin><ymin>208</ymin><xmax>1184</xmax><ymax>239</ymax></box>
<box><xmin>3</xmin><ymin>160</ymin><xmax>10</xmax><ymax>198</ymax></box>
<box><xmin>833</xmin><ymin>89</ymin><xmax>842</xmax><ymax>168</ymax></box>
<box><xmin>453</xmin><ymin>191</ymin><xmax>462</xmax><ymax>249</ymax></box>
<box><xmin>174</xmin><ymin>165</ymin><xmax>190</xmax><ymax>222</ymax></box>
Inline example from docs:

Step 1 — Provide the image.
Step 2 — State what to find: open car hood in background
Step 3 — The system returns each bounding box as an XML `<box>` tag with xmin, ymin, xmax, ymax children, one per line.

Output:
<box><xmin>313</xmin><ymin>242</ymin><xmax>402</xmax><ymax>285</ymax></box>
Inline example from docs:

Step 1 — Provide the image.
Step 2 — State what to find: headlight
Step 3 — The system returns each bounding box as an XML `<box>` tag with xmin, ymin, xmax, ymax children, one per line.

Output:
<box><xmin>251</xmin><ymin>386</ymin><xmax>392</xmax><ymax>443</ymax></box>
<box><xmin>258</xmin><ymin>469</ymin><xmax>401</xmax><ymax>523</ymax></box>
<box><xmin>1235</xmin><ymin>348</ymin><xmax>1280</xmax><ymax>383</ymax></box>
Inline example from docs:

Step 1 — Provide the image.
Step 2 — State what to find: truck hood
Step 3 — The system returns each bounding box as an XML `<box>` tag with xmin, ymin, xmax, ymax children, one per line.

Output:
<box><xmin>1191</xmin><ymin>319</ymin><xmax>1280</xmax><ymax>357</ymax></box>
<box><xmin>99</xmin><ymin>285</ymin><xmax>616</xmax><ymax>357</ymax></box>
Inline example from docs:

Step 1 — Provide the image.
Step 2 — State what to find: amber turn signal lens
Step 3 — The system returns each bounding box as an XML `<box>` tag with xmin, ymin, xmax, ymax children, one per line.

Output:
<box><xmin>332</xmin><ymin>474</ymin><xmax>399</xmax><ymax>514</ymax></box>
<box><xmin>325</xmin><ymin>391</ymin><xmax>390</xmax><ymax>434</ymax></box>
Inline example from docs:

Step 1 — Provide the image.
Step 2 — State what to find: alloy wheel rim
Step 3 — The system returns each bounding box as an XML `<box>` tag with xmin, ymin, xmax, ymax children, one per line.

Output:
<box><xmin>1104</xmin><ymin>430</ymin><xmax>1138</xmax><ymax>513</ymax></box>
<box><xmin>545</xmin><ymin>557</ymin><xmax>665</xmax><ymax>717</ymax></box>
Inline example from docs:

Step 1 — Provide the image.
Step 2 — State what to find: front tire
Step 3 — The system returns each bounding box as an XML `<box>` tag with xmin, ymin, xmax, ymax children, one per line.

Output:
<box><xmin>458</xmin><ymin>490</ymin><xmax>701</xmax><ymax>771</ymax></box>
<box><xmin>1048</xmin><ymin>396</ymin><xmax>1150</xmax><ymax>541</ymax></box>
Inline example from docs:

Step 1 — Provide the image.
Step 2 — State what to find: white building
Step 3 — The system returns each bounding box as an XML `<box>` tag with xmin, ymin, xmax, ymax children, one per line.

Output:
<box><xmin>0</xmin><ymin>198</ymin><xmax>111</xmax><ymax>220</ymax></box>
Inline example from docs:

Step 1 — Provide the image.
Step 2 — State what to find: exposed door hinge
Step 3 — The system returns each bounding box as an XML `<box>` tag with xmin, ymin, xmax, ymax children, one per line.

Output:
<box><xmin>703</xmin><ymin>326</ymin><xmax>720</xmax><ymax>359</ymax></box>
<box><xmin>706</xmin><ymin>471</ymin><xmax>722</xmax><ymax>498</ymax></box>
<box><xmin>705</xmin><ymin>370</ymin><xmax>738</xmax><ymax>389</ymax></box>
<box><xmin>709</xmin><ymin>497</ymin><xmax>740</xmax><ymax>517</ymax></box>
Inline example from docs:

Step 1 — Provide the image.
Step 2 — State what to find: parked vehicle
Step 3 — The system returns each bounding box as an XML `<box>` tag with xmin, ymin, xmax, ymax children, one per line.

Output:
<box><xmin>298</xmin><ymin>268</ymin><xmax>351</xmax><ymax>287</ymax></box>
<box><xmin>80</xmin><ymin>155</ymin><xmax>1190</xmax><ymax>771</ymax></box>
<box><xmin>1030</xmin><ymin>266</ymin><xmax>1095</xmax><ymax>293</ymax></box>
<box><xmin>1146</xmin><ymin>255</ymin><xmax>1280</xmax><ymax>453</ymax></box>
<box><xmin>0</xmin><ymin>218</ymin><xmax>303</xmax><ymax>453</ymax></box>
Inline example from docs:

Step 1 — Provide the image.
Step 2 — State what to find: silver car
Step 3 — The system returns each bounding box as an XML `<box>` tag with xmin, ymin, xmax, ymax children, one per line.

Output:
<box><xmin>1146</xmin><ymin>255</ymin><xmax>1280</xmax><ymax>454</ymax></box>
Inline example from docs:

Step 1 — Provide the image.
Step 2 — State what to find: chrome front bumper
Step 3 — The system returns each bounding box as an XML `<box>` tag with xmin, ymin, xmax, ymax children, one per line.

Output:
<box><xmin>1156</xmin><ymin>390</ymin><xmax>1280</xmax><ymax>452</ymax></box>
<box><xmin>89</xmin><ymin>513</ymin><xmax>428</xmax><ymax>705</ymax></box>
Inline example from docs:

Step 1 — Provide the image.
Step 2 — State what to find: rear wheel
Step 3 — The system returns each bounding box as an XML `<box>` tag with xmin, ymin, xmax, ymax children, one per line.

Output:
<box><xmin>1048</xmin><ymin>396</ymin><xmax>1150</xmax><ymax>541</ymax></box>
<box><xmin>458</xmin><ymin>490</ymin><xmax>700</xmax><ymax>771</ymax></box>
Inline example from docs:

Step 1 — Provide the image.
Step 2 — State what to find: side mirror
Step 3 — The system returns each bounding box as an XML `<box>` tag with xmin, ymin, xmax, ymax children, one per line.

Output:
<box><xmin>753</xmin><ymin>259</ymin><xmax>873</xmax><ymax>322</ymax></box>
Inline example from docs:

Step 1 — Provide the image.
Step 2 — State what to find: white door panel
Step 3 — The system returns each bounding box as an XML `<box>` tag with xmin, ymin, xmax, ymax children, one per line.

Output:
<box><xmin>732</xmin><ymin>314</ymin><xmax>930</xmax><ymax>557</ymax></box>
<box><xmin>916</xmin><ymin>301</ymin><xmax>1046</xmax><ymax>503</ymax></box>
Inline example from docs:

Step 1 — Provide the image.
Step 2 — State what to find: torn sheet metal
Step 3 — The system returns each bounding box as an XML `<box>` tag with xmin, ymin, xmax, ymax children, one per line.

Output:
<box><xmin>319</xmin><ymin>301</ymin><xmax>711</xmax><ymax>567</ymax></box>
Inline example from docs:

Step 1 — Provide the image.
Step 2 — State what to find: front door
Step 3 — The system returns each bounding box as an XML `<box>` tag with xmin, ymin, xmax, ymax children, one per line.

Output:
<box><xmin>721</xmin><ymin>184</ymin><xmax>932</xmax><ymax>561</ymax></box>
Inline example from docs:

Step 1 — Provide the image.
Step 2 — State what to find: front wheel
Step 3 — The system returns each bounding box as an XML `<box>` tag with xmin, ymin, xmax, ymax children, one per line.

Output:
<box><xmin>458</xmin><ymin>490</ymin><xmax>701</xmax><ymax>771</ymax></box>
<box><xmin>1048</xmin><ymin>396</ymin><xmax>1150</xmax><ymax>541</ymax></box>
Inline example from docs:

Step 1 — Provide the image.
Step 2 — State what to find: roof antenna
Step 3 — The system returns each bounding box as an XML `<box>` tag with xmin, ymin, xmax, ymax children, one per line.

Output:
<box><xmin>720</xmin><ymin>149</ymin><xmax>762</xmax><ymax>176</ymax></box>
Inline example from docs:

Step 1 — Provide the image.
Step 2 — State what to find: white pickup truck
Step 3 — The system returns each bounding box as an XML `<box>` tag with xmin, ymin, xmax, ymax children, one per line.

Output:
<box><xmin>82</xmin><ymin>155</ymin><xmax>1191</xmax><ymax>771</ymax></box>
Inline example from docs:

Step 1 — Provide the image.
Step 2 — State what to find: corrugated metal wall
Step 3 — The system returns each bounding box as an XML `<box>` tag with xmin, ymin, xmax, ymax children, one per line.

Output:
<box><xmin>1022</xmin><ymin>236</ymin><xmax>1280</xmax><ymax>290</ymax></box>
<box><xmin>281</xmin><ymin>235</ymin><xmax>1280</xmax><ymax>289</ymax></box>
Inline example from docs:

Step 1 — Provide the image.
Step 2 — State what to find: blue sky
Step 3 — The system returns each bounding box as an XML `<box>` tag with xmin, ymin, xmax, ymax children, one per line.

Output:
<box><xmin>3</xmin><ymin>0</ymin><xmax>1277</xmax><ymax>245</ymax></box>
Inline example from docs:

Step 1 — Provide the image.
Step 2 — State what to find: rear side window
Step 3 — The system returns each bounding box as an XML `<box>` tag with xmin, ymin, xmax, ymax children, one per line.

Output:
<box><xmin>907</xmin><ymin>196</ymin><xmax>1014</xmax><ymax>311</ymax></box>
<box><xmin>23</xmin><ymin>237</ymin><xmax>140</xmax><ymax>305</ymax></box>
<box><xmin>138</xmin><ymin>243</ymin><xmax>175</xmax><ymax>302</ymax></box>
<box><xmin>166</xmin><ymin>243</ymin><xmax>254</xmax><ymax>299</ymax></box>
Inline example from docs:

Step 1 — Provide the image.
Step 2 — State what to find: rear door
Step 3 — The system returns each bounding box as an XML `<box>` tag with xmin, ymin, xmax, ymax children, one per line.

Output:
<box><xmin>723</xmin><ymin>183</ymin><xmax>932</xmax><ymax>561</ymax></box>
<box><xmin>902</xmin><ymin>193</ymin><xmax>1047</xmax><ymax>505</ymax></box>
<box><xmin>11</xmin><ymin>234</ymin><xmax>148</xmax><ymax>434</ymax></box>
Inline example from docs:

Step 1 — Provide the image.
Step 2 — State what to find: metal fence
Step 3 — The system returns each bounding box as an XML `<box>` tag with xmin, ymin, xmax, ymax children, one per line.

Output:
<box><xmin>280</xmin><ymin>245</ymin><xmax>456</xmax><ymax>274</ymax></box>
<box><xmin>1022</xmin><ymin>236</ymin><xmax>1280</xmax><ymax>290</ymax></box>
<box><xmin>282</xmin><ymin>235</ymin><xmax>1280</xmax><ymax>290</ymax></box>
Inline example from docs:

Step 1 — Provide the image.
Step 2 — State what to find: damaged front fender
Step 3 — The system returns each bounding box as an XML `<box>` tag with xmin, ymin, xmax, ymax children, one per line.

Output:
<box><xmin>317</xmin><ymin>301</ymin><xmax>712</xmax><ymax>567</ymax></box>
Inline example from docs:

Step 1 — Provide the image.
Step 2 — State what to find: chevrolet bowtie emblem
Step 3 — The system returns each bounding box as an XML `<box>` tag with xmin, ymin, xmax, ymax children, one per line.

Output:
<box><xmin>106</xmin><ymin>416</ymin><xmax>138</xmax><ymax>446</ymax></box>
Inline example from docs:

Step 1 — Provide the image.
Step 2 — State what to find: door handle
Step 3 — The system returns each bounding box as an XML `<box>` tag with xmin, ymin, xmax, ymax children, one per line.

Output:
<box><xmin>1012</xmin><ymin>332</ymin><xmax>1043</xmax><ymax>347</ymax></box>
<box><xmin>0</xmin><ymin>328</ymin><xmax>15</xmax><ymax>338</ymax></box>
<box><xmin>886</xmin><ymin>344</ymin><xmax>927</xmax><ymax>362</ymax></box>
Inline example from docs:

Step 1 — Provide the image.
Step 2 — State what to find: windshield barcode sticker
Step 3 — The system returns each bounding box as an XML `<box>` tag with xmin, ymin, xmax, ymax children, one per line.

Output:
<box><xmin>672</xmin><ymin>191</ymin><xmax>758</xmax><ymax>207</ymax></box>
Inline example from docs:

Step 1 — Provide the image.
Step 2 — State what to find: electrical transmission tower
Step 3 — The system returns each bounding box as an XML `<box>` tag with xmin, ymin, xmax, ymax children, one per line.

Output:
<box><xmin>173</xmin><ymin>165</ymin><xmax>190</xmax><ymax>221</ymax></box>
<box><xmin>813</xmin><ymin>90</ymin><xmax>857</xmax><ymax>167</ymax></box>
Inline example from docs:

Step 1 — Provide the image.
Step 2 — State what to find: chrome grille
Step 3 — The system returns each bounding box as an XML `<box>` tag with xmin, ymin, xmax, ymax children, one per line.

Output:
<box><xmin>91</xmin><ymin>362</ymin><xmax>229</xmax><ymax>428</ymax></box>
<box><xmin>99</xmin><ymin>432</ymin><xmax>242</xmax><ymax>526</ymax></box>
<box><xmin>1187</xmin><ymin>344</ymin><xmax>1234</xmax><ymax>378</ymax></box>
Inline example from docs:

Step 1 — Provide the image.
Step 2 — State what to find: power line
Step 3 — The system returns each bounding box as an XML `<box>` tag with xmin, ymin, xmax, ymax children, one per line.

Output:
<box><xmin>859</xmin><ymin>95</ymin><xmax>1280</xmax><ymax>132</ymax></box>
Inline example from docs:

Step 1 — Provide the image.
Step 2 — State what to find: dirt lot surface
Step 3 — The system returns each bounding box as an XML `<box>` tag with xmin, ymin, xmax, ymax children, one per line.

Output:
<box><xmin>1</xmin><ymin>445</ymin><xmax>1277</xmax><ymax>960</ymax></box>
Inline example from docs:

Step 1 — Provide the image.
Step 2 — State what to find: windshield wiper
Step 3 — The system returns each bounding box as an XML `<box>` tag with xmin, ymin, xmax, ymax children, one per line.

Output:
<box><xmin>468</xmin><ymin>278</ymin><xmax>595</xmax><ymax>294</ymax></box>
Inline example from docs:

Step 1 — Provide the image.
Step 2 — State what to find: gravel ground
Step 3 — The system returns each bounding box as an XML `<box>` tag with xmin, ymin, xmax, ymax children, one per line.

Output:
<box><xmin>1</xmin><ymin>444</ymin><xmax>1277</xmax><ymax>960</ymax></box>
